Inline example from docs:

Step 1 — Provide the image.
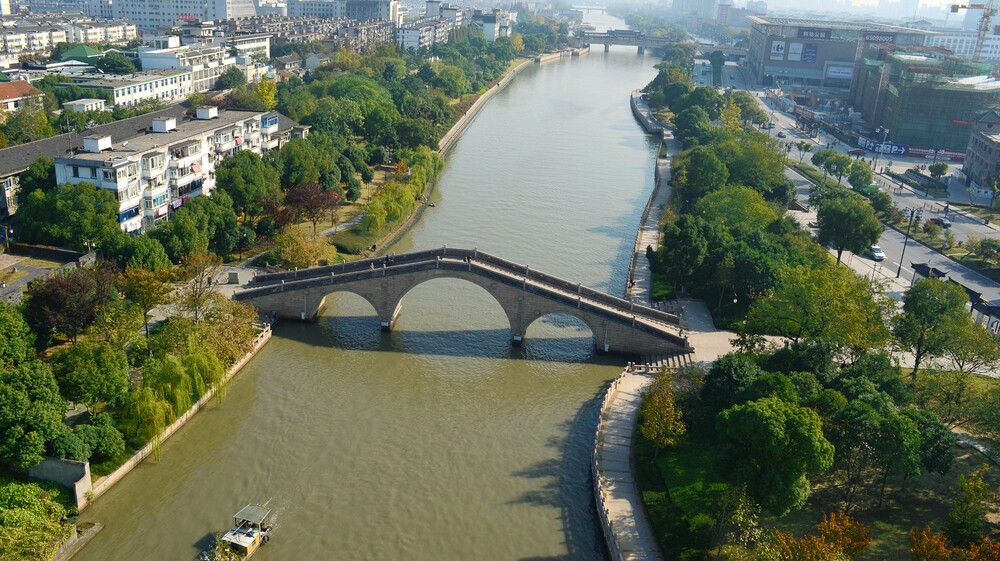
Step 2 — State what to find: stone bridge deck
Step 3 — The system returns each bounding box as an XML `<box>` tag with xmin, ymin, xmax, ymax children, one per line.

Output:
<box><xmin>235</xmin><ymin>247</ymin><xmax>692</xmax><ymax>357</ymax></box>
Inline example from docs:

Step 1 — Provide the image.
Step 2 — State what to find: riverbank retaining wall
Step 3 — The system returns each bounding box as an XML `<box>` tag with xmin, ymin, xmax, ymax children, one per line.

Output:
<box><xmin>29</xmin><ymin>458</ymin><xmax>91</xmax><ymax>508</ymax></box>
<box><xmin>630</xmin><ymin>90</ymin><xmax>663</xmax><ymax>136</ymax></box>
<box><xmin>82</xmin><ymin>325</ymin><xmax>273</xmax><ymax>510</ymax></box>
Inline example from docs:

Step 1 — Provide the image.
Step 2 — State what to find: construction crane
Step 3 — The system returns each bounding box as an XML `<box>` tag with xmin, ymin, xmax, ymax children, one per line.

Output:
<box><xmin>950</xmin><ymin>1</ymin><xmax>997</xmax><ymax>62</ymax></box>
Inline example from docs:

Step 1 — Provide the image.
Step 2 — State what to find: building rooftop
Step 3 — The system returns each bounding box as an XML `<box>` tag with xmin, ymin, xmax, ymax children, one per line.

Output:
<box><xmin>0</xmin><ymin>105</ymin><xmax>301</xmax><ymax>176</ymax></box>
<box><xmin>68</xmin><ymin>69</ymin><xmax>191</xmax><ymax>88</ymax></box>
<box><xmin>0</xmin><ymin>81</ymin><xmax>42</xmax><ymax>101</ymax></box>
<box><xmin>747</xmin><ymin>16</ymin><xmax>933</xmax><ymax>35</ymax></box>
<box><xmin>65</xmin><ymin>109</ymin><xmax>268</xmax><ymax>162</ymax></box>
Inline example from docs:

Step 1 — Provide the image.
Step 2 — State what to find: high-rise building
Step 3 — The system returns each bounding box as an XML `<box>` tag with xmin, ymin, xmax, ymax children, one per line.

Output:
<box><xmin>286</xmin><ymin>0</ymin><xmax>398</xmax><ymax>24</ymax></box>
<box><xmin>112</xmin><ymin>0</ymin><xmax>258</xmax><ymax>31</ymax></box>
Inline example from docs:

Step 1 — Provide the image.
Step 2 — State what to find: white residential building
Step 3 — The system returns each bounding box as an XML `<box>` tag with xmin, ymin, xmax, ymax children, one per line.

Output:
<box><xmin>397</xmin><ymin>18</ymin><xmax>452</xmax><ymax>50</ymax></box>
<box><xmin>112</xmin><ymin>0</ymin><xmax>258</xmax><ymax>31</ymax></box>
<box><xmin>65</xmin><ymin>20</ymin><xmax>139</xmax><ymax>44</ymax></box>
<box><xmin>62</xmin><ymin>69</ymin><xmax>194</xmax><ymax>107</ymax></box>
<box><xmin>53</xmin><ymin>106</ymin><xmax>309</xmax><ymax>231</ymax></box>
<box><xmin>287</xmin><ymin>0</ymin><xmax>399</xmax><ymax>23</ymax></box>
<box><xmin>140</xmin><ymin>36</ymin><xmax>239</xmax><ymax>92</ymax></box>
<box><xmin>62</xmin><ymin>98</ymin><xmax>106</xmax><ymax>112</ymax></box>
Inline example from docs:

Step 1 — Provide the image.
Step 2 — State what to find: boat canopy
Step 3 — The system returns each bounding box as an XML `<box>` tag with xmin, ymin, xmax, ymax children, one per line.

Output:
<box><xmin>233</xmin><ymin>504</ymin><xmax>270</xmax><ymax>526</ymax></box>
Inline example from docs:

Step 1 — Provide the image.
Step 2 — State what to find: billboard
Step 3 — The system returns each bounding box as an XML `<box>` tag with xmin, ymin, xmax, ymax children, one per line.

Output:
<box><xmin>787</xmin><ymin>42</ymin><xmax>803</xmax><ymax>62</ymax></box>
<box><xmin>770</xmin><ymin>41</ymin><xmax>786</xmax><ymax>60</ymax></box>
<box><xmin>798</xmin><ymin>27</ymin><xmax>831</xmax><ymax>40</ymax></box>
<box><xmin>825</xmin><ymin>65</ymin><xmax>854</xmax><ymax>79</ymax></box>
<box><xmin>803</xmin><ymin>44</ymin><xmax>818</xmax><ymax>63</ymax></box>
<box><xmin>864</xmin><ymin>32</ymin><xmax>896</xmax><ymax>44</ymax></box>
<box><xmin>858</xmin><ymin>135</ymin><xmax>907</xmax><ymax>155</ymax></box>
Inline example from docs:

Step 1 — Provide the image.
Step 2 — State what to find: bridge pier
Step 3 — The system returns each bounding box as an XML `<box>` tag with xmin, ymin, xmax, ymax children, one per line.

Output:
<box><xmin>637</xmin><ymin>46</ymin><xmax>644</xmax><ymax>55</ymax></box>
<box><xmin>380</xmin><ymin>299</ymin><xmax>402</xmax><ymax>331</ymax></box>
<box><xmin>603</xmin><ymin>43</ymin><xmax>609</xmax><ymax>53</ymax></box>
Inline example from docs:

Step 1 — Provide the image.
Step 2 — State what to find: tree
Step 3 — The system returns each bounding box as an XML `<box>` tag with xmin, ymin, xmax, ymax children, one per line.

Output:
<box><xmin>716</xmin><ymin>397</ymin><xmax>834</xmax><ymax>516</ymax></box>
<box><xmin>89</xmin><ymin>298</ymin><xmax>143</xmax><ymax>350</ymax></box>
<box><xmin>929</xmin><ymin>162</ymin><xmax>949</xmax><ymax>182</ymax></box>
<box><xmin>273</xmin><ymin>229</ymin><xmax>328</xmax><ymax>269</ymax></box>
<box><xmin>812</xmin><ymin>150</ymin><xmax>834</xmax><ymax>180</ymax></box>
<box><xmin>0</xmin><ymin>361</ymin><xmax>68</xmax><ymax>469</ymax></box>
<box><xmin>826</xmin><ymin>153</ymin><xmax>853</xmax><ymax>185</ymax></box>
<box><xmin>23</xmin><ymin>262</ymin><xmax>116</xmax><ymax>347</ymax></box>
<box><xmin>0</xmin><ymin>302</ymin><xmax>33</xmax><ymax>368</ymax></box>
<box><xmin>121</xmin><ymin>265</ymin><xmax>172</xmax><ymax>339</ymax></box>
<box><xmin>893</xmin><ymin>278</ymin><xmax>970</xmax><ymax>379</ymax></box>
<box><xmin>909</xmin><ymin>526</ymin><xmax>954</xmax><ymax>561</ymax></box>
<box><xmin>673</xmin><ymin>146</ymin><xmax>728</xmax><ymax>206</ymax></box>
<box><xmin>215</xmin><ymin>150</ymin><xmax>281</xmax><ymax>226</ymax></box>
<box><xmin>434</xmin><ymin>65</ymin><xmax>467</xmax><ymax>98</ymax></box>
<box><xmin>17</xmin><ymin>157</ymin><xmax>56</xmax><ymax>197</ymax></box>
<box><xmin>50</xmin><ymin>342</ymin><xmax>128</xmax><ymax>413</ymax></box>
<box><xmin>943</xmin><ymin>465</ymin><xmax>995</xmax><ymax>547</ymax></box>
<box><xmin>173</xmin><ymin>250</ymin><xmax>222</xmax><ymax>323</ymax></box>
<box><xmin>747</xmin><ymin>263</ymin><xmax>893</xmax><ymax>352</ymax></box>
<box><xmin>848</xmin><ymin>160</ymin><xmax>873</xmax><ymax>192</ymax></box>
<box><xmin>13</xmin><ymin>182</ymin><xmax>119</xmax><ymax>251</ymax></box>
<box><xmin>796</xmin><ymin>141</ymin><xmax>813</xmax><ymax>163</ymax></box>
<box><xmin>817</xmin><ymin>195</ymin><xmax>883</xmax><ymax>263</ymax></box>
<box><xmin>253</xmin><ymin>79</ymin><xmax>278</xmax><ymax>110</ymax></box>
<box><xmin>638</xmin><ymin>369</ymin><xmax>686</xmax><ymax>454</ymax></box>
<box><xmin>3</xmin><ymin>105</ymin><xmax>54</xmax><ymax>145</ymax></box>
<box><xmin>943</xmin><ymin>316</ymin><xmax>1000</xmax><ymax>374</ymax></box>
<box><xmin>216</xmin><ymin>66</ymin><xmax>247</xmax><ymax>90</ymax></box>
<box><xmin>285</xmin><ymin>182</ymin><xmax>342</xmax><ymax>236</ymax></box>
<box><xmin>95</xmin><ymin>52</ymin><xmax>137</xmax><ymax>74</ymax></box>
<box><xmin>102</xmin><ymin>229</ymin><xmax>172</xmax><ymax>271</ymax></box>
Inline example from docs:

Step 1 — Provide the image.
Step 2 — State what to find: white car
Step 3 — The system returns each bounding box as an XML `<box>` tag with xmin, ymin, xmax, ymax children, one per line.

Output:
<box><xmin>866</xmin><ymin>245</ymin><xmax>886</xmax><ymax>261</ymax></box>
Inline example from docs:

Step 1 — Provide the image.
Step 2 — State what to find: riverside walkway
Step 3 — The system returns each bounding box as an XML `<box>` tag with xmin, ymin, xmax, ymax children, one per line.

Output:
<box><xmin>593</xmin><ymin>363</ymin><xmax>662</xmax><ymax>561</ymax></box>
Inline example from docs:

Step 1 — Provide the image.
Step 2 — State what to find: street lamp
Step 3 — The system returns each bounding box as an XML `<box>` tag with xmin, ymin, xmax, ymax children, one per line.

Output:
<box><xmin>896</xmin><ymin>207</ymin><xmax>923</xmax><ymax>278</ymax></box>
<box><xmin>873</xmin><ymin>126</ymin><xmax>890</xmax><ymax>173</ymax></box>
<box><xmin>1</xmin><ymin>225</ymin><xmax>11</xmax><ymax>253</ymax></box>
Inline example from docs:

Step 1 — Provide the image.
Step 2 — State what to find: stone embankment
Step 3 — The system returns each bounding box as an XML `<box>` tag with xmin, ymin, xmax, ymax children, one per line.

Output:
<box><xmin>592</xmin><ymin>364</ymin><xmax>662</xmax><ymax>561</ymax></box>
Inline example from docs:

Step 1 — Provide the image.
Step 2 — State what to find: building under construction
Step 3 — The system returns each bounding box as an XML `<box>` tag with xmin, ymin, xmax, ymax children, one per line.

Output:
<box><xmin>853</xmin><ymin>44</ymin><xmax>1000</xmax><ymax>151</ymax></box>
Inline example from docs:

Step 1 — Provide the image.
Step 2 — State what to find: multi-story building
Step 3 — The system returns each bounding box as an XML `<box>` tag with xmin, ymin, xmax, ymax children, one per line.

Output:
<box><xmin>332</xmin><ymin>18</ymin><xmax>393</xmax><ymax>52</ymax></box>
<box><xmin>924</xmin><ymin>29</ymin><xmax>1000</xmax><ymax>65</ymax></box>
<box><xmin>65</xmin><ymin>20</ymin><xmax>140</xmax><ymax>44</ymax></box>
<box><xmin>853</xmin><ymin>45</ymin><xmax>1000</xmax><ymax>152</ymax></box>
<box><xmin>140</xmin><ymin>36</ymin><xmax>240</xmax><ymax>92</ymax></box>
<box><xmin>62</xmin><ymin>97</ymin><xmax>106</xmax><ymax>112</ymax></box>
<box><xmin>961</xmin><ymin>111</ymin><xmax>1000</xmax><ymax>197</ymax></box>
<box><xmin>397</xmin><ymin>17</ymin><xmax>452</xmax><ymax>50</ymax></box>
<box><xmin>0</xmin><ymin>81</ymin><xmax>43</xmax><ymax>116</ymax></box>
<box><xmin>471</xmin><ymin>11</ymin><xmax>509</xmax><ymax>42</ymax></box>
<box><xmin>112</xmin><ymin>0</ymin><xmax>258</xmax><ymax>32</ymax></box>
<box><xmin>60</xmin><ymin>69</ymin><xmax>195</xmax><ymax>107</ymax></box>
<box><xmin>51</xmin><ymin>105</ymin><xmax>308</xmax><ymax>231</ymax></box>
<box><xmin>286</xmin><ymin>0</ymin><xmax>399</xmax><ymax>24</ymax></box>
<box><xmin>28</xmin><ymin>0</ymin><xmax>110</xmax><ymax>17</ymax></box>
<box><xmin>0</xmin><ymin>15</ymin><xmax>138</xmax><ymax>68</ymax></box>
<box><xmin>747</xmin><ymin>16</ymin><xmax>930</xmax><ymax>92</ymax></box>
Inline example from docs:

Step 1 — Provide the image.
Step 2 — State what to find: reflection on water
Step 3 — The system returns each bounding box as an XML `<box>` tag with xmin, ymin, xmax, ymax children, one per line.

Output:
<box><xmin>75</xmin><ymin>13</ymin><xmax>659</xmax><ymax>561</ymax></box>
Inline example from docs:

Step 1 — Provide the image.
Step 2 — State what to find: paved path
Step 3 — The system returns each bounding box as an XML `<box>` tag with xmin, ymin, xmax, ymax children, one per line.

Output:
<box><xmin>593</xmin><ymin>365</ymin><xmax>662</xmax><ymax>561</ymax></box>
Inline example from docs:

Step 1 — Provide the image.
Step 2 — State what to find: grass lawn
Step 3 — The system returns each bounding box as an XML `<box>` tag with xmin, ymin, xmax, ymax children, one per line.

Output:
<box><xmin>18</xmin><ymin>256</ymin><xmax>68</xmax><ymax>269</ymax></box>
<box><xmin>0</xmin><ymin>267</ymin><xmax>27</xmax><ymax>284</ymax></box>
<box><xmin>788</xmin><ymin>161</ymin><xmax>842</xmax><ymax>192</ymax></box>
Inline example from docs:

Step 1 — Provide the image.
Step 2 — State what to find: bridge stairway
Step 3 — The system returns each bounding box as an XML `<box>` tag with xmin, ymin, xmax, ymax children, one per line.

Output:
<box><xmin>642</xmin><ymin>352</ymin><xmax>695</xmax><ymax>371</ymax></box>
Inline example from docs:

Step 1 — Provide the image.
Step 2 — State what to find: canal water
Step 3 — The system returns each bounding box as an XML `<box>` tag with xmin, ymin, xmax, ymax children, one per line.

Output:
<box><xmin>75</xmin><ymin>14</ymin><xmax>661</xmax><ymax>561</ymax></box>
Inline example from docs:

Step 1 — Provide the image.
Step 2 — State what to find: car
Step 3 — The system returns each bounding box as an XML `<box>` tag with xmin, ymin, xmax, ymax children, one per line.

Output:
<box><xmin>866</xmin><ymin>245</ymin><xmax>886</xmax><ymax>261</ymax></box>
<box><xmin>776</xmin><ymin>132</ymin><xmax>786</xmax><ymax>138</ymax></box>
<box><xmin>931</xmin><ymin>217</ymin><xmax>952</xmax><ymax>228</ymax></box>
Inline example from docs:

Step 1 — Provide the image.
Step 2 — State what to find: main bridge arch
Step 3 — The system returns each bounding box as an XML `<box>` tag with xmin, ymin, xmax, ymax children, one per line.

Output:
<box><xmin>234</xmin><ymin>248</ymin><xmax>692</xmax><ymax>357</ymax></box>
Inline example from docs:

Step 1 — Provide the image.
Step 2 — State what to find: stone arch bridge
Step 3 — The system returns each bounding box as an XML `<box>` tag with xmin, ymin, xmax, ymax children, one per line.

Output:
<box><xmin>234</xmin><ymin>247</ymin><xmax>692</xmax><ymax>357</ymax></box>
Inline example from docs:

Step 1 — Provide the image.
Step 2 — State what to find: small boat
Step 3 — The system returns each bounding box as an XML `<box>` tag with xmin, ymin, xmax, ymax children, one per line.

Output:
<box><xmin>205</xmin><ymin>503</ymin><xmax>272</xmax><ymax>560</ymax></box>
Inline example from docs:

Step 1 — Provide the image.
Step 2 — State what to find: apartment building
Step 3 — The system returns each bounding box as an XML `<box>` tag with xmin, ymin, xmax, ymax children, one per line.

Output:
<box><xmin>0</xmin><ymin>15</ymin><xmax>137</xmax><ymax>68</ymax></box>
<box><xmin>0</xmin><ymin>81</ymin><xmax>44</xmax><ymax>115</ymax></box>
<box><xmin>140</xmin><ymin>36</ymin><xmax>239</xmax><ymax>92</ymax></box>
<box><xmin>397</xmin><ymin>17</ymin><xmax>451</xmax><ymax>50</ymax></box>
<box><xmin>61</xmin><ymin>69</ymin><xmax>194</xmax><ymax>107</ymax></box>
<box><xmin>286</xmin><ymin>0</ymin><xmax>399</xmax><ymax>24</ymax></box>
<box><xmin>51</xmin><ymin>105</ymin><xmax>308</xmax><ymax>231</ymax></box>
<box><xmin>112</xmin><ymin>0</ymin><xmax>258</xmax><ymax>31</ymax></box>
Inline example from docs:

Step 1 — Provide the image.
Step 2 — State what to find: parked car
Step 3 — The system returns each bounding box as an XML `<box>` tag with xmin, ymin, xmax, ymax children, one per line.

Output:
<box><xmin>866</xmin><ymin>245</ymin><xmax>886</xmax><ymax>261</ymax></box>
<box><xmin>931</xmin><ymin>217</ymin><xmax>952</xmax><ymax>228</ymax></box>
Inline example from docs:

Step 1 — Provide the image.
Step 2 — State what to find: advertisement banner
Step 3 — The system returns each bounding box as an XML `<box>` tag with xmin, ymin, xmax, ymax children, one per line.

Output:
<box><xmin>803</xmin><ymin>44</ymin><xmax>818</xmax><ymax>63</ymax></box>
<box><xmin>825</xmin><ymin>65</ymin><xmax>854</xmax><ymax>79</ymax></box>
<box><xmin>787</xmin><ymin>42</ymin><xmax>803</xmax><ymax>62</ymax></box>
<box><xmin>798</xmin><ymin>27</ymin><xmax>832</xmax><ymax>40</ymax></box>
<box><xmin>907</xmin><ymin>147</ymin><xmax>966</xmax><ymax>162</ymax></box>
<box><xmin>770</xmin><ymin>41</ymin><xmax>786</xmax><ymax>60</ymax></box>
<box><xmin>864</xmin><ymin>32</ymin><xmax>896</xmax><ymax>44</ymax></box>
<box><xmin>858</xmin><ymin>136</ymin><xmax>907</xmax><ymax>155</ymax></box>
<box><xmin>793</xmin><ymin>105</ymin><xmax>815</xmax><ymax>120</ymax></box>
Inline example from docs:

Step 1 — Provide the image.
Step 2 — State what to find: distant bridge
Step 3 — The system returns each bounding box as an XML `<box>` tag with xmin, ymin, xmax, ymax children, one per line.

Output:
<box><xmin>577</xmin><ymin>29</ymin><xmax>678</xmax><ymax>54</ymax></box>
<box><xmin>572</xmin><ymin>5</ymin><xmax>607</xmax><ymax>13</ymax></box>
<box><xmin>234</xmin><ymin>247</ymin><xmax>692</xmax><ymax>357</ymax></box>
